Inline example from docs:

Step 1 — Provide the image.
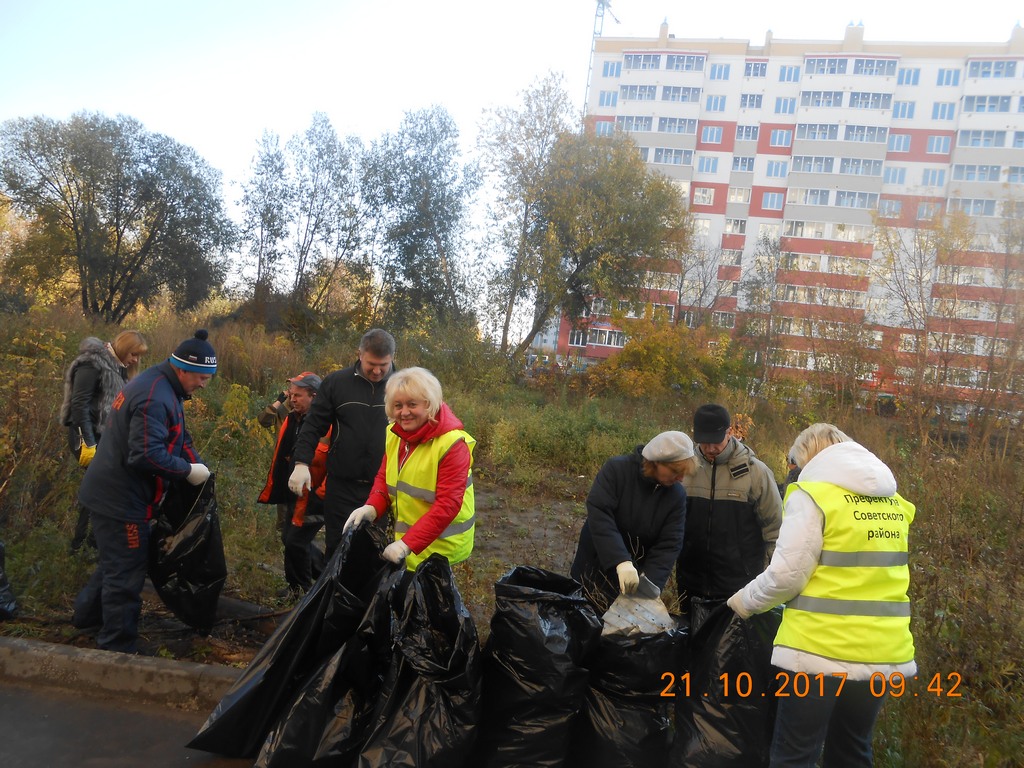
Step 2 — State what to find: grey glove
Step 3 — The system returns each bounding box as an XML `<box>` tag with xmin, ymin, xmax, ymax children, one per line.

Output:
<box><xmin>288</xmin><ymin>464</ymin><xmax>312</xmax><ymax>496</ymax></box>
<box><xmin>343</xmin><ymin>504</ymin><xmax>378</xmax><ymax>533</ymax></box>
<box><xmin>186</xmin><ymin>463</ymin><xmax>211</xmax><ymax>485</ymax></box>
<box><xmin>616</xmin><ymin>561</ymin><xmax>640</xmax><ymax>594</ymax></box>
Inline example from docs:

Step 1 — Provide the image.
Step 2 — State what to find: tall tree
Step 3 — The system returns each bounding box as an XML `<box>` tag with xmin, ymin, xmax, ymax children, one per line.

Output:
<box><xmin>478</xmin><ymin>73</ymin><xmax>576</xmax><ymax>354</ymax></box>
<box><xmin>0</xmin><ymin>113</ymin><xmax>232</xmax><ymax>323</ymax></box>
<box><xmin>511</xmin><ymin>131</ymin><xmax>691</xmax><ymax>360</ymax></box>
<box><xmin>738</xmin><ymin>233</ymin><xmax>788</xmax><ymax>393</ymax></box>
<box><xmin>366</xmin><ymin>106</ymin><xmax>480</xmax><ymax>328</ymax></box>
<box><xmin>238</xmin><ymin>130</ymin><xmax>291</xmax><ymax>301</ymax></box>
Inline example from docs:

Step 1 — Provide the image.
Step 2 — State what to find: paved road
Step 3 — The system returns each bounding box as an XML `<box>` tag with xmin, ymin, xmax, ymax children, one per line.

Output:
<box><xmin>0</xmin><ymin>679</ymin><xmax>253</xmax><ymax>768</ymax></box>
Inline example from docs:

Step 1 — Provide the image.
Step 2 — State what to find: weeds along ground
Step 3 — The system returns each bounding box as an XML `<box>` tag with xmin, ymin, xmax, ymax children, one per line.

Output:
<box><xmin>0</xmin><ymin>309</ymin><xmax>1021</xmax><ymax>766</ymax></box>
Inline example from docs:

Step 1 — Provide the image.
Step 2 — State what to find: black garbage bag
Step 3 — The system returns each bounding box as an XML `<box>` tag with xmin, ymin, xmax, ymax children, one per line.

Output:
<box><xmin>188</xmin><ymin>522</ymin><xmax>388</xmax><ymax>758</ymax></box>
<box><xmin>357</xmin><ymin>555</ymin><xmax>482</xmax><ymax>767</ymax></box>
<box><xmin>255</xmin><ymin>565</ymin><xmax>407</xmax><ymax>768</ymax></box>
<box><xmin>149</xmin><ymin>475</ymin><xmax>227</xmax><ymax>632</ymax></box>
<box><xmin>473</xmin><ymin>566</ymin><xmax>602</xmax><ymax>768</ymax></box>
<box><xmin>0</xmin><ymin>540</ymin><xmax>17</xmax><ymax>620</ymax></box>
<box><xmin>568</xmin><ymin>625</ymin><xmax>686</xmax><ymax>768</ymax></box>
<box><xmin>671</xmin><ymin>598</ymin><xmax>782</xmax><ymax>768</ymax></box>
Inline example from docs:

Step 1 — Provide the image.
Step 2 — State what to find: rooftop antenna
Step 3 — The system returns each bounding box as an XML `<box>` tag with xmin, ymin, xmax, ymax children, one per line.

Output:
<box><xmin>585</xmin><ymin>1</ymin><xmax>621</xmax><ymax>116</ymax></box>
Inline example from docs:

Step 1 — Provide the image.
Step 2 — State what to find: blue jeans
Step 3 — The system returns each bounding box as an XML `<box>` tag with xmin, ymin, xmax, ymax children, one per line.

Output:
<box><xmin>770</xmin><ymin>673</ymin><xmax>886</xmax><ymax>768</ymax></box>
<box><xmin>72</xmin><ymin>512</ymin><xmax>151</xmax><ymax>653</ymax></box>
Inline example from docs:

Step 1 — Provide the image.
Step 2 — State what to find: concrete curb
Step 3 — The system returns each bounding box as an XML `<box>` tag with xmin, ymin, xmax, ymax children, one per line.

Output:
<box><xmin>0</xmin><ymin>636</ymin><xmax>240</xmax><ymax>711</ymax></box>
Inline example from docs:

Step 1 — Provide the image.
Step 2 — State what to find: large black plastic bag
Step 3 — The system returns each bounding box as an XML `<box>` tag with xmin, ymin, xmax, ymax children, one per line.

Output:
<box><xmin>188</xmin><ymin>522</ymin><xmax>389</xmax><ymax>758</ymax></box>
<box><xmin>358</xmin><ymin>555</ymin><xmax>481</xmax><ymax>767</ymax></box>
<box><xmin>568</xmin><ymin>625</ymin><xmax>685</xmax><ymax>768</ymax></box>
<box><xmin>671</xmin><ymin>598</ymin><xmax>782</xmax><ymax>768</ymax></box>
<box><xmin>149</xmin><ymin>474</ymin><xmax>227</xmax><ymax>632</ymax></box>
<box><xmin>473</xmin><ymin>566</ymin><xmax>602</xmax><ymax>768</ymax></box>
<box><xmin>0</xmin><ymin>540</ymin><xmax>17</xmax><ymax>620</ymax></box>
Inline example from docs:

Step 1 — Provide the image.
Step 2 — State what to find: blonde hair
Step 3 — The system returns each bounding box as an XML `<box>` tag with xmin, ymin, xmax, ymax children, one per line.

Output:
<box><xmin>111</xmin><ymin>330</ymin><xmax>148</xmax><ymax>377</ymax></box>
<box><xmin>642</xmin><ymin>456</ymin><xmax>699</xmax><ymax>481</ymax></box>
<box><xmin>788</xmin><ymin>423</ymin><xmax>852</xmax><ymax>469</ymax></box>
<box><xmin>384</xmin><ymin>367</ymin><xmax>443</xmax><ymax>421</ymax></box>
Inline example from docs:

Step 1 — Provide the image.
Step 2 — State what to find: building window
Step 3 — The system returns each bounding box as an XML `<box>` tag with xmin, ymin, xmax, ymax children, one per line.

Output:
<box><xmin>784</xmin><ymin>220</ymin><xmax>826</xmax><ymax>238</ymax></box>
<box><xmin>1016</xmin><ymin>132</ymin><xmax>1024</xmax><ymax>149</ymax></box>
<box><xmin>918</xmin><ymin>202</ymin><xmax>942</xmax><ymax>219</ymax></box>
<box><xmin>598</xmin><ymin>91</ymin><xmax>618</xmax><ymax>107</ymax></box>
<box><xmin>620</xmin><ymin>85</ymin><xmax>657</xmax><ymax>101</ymax></box>
<box><xmin>602</xmin><ymin>61</ymin><xmax>622</xmax><ymax>78</ymax></box>
<box><xmin>658</xmin><ymin>117</ymin><xmax>698</xmax><ymax>134</ymax></box>
<box><xmin>638</xmin><ymin>147</ymin><xmax>649</xmax><ymax>162</ymax></box>
<box><xmin>692</xmin><ymin>187</ymin><xmax>716</xmax><ymax>205</ymax></box>
<box><xmin>878</xmin><ymin>199</ymin><xmax>903</xmax><ymax>217</ymax></box>
<box><xmin>845</xmin><ymin>125</ymin><xmax>887</xmax><ymax>143</ymax></box>
<box><xmin>710</xmin><ymin>63</ymin><xmax>731</xmax><ymax>80</ymax></box>
<box><xmin>740</xmin><ymin>93</ymin><xmax>763</xmax><ymax>109</ymax></box>
<box><xmin>927</xmin><ymin>135</ymin><xmax>951</xmax><ymax>154</ymax></box>
<box><xmin>835</xmin><ymin>191</ymin><xmax>878</xmax><ymax>209</ymax></box>
<box><xmin>615</xmin><ymin>116</ymin><xmax>652</xmax><ymax>132</ymax></box>
<box><xmin>736</xmin><ymin>125</ymin><xmax>760</xmax><ymax>141</ymax></box>
<box><xmin>787</xmin><ymin>188</ymin><xmax>830</xmax><ymax>206</ymax></box>
<box><xmin>728</xmin><ymin>186</ymin><xmax>751</xmax><ymax>203</ymax></box>
<box><xmin>932</xmin><ymin>102</ymin><xmax>956</xmax><ymax>120</ymax></box>
<box><xmin>595</xmin><ymin>121</ymin><xmax>614</xmax><ymax>137</ymax></box>
<box><xmin>722</xmin><ymin>249</ymin><xmax>744</xmax><ymax>265</ymax></box>
<box><xmin>922</xmin><ymin>168</ymin><xmax>946</xmax><ymax>186</ymax></box>
<box><xmin>701</xmin><ymin>125</ymin><xmax>723</xmax><ymax>143</ymax></box>
<box><xmin>733</xmin><ymin>156</ymin><xmax>755</xmax><ymax>172</ymax></box>
<box><xmin>952</xmin><ymin>164</ymin><xmax>1001</xmax><ymax>181</ymax></box>
<box><xmin>893</xmin><ymin>101</ymin><xmax>915</xmax><ymax>119</ymax></box>
<box><xmin>848</xmin><ymin>92</ymin><xmax>892</xmax><ymax>109</ymax></box>
<box><xmin>706</xmin><ymin>94</ymin><xmax>727</xmax><ymax>111</ymax></box>
<box><xmin>779</xmin><ymin>65</ymin><xmax>801</xmax><ymax>82</ymax></box>
<box><xmin>883</xmin><ymin>166</ymin><xmax>906</xmax><ymax>184</ymax></box>
<box><xmin>853</xmin><ymin>58</ymin><xmax>897</xmax><ymax>76</ymax></box>
<box><xmin>762</xmin><ymin>191</ymin><xmax>784</xmax><ymax>210</ymax></box>
<box><xmin>724</xmin><ymin>218</ymin><xmax>747</xmax><ymax>234</ymax></box>
<box><xmin>713</xmin><ymin>311</ymin><xmax>736</xmax><ymax>328</ymax></box>
<box><xmin>766</xmin><ymin>160</ymin><xmax>789</xmax><ymax>178</ymax></box>
<box><xmin>775</xmin><ymin>97</ymin><xmax>796</xmax><ymax>114</ymax></box>
<box><xmin>958</xmin><ymin>129</ymin><xmax>1007</xmax><ymax>148</ymax></box>
<box><xmin>697</xmin><ymin>156</ymin><xmax>719</xmax><ymax>173</ymax></box>
<box><xmin>801</xmin><ymin>90</ymin><xmax>844</xmax><ymax>107</ymax></box>
<box><xmin>797</xmin><ymin>123</ymin><xmax>839</xmax><ymax>140</ymax></box>
<box><xmin>568</xmin><ymin>329</ymin><xmax>588</xmax><ymax>346</ymax></box>
<box><xmin>653</xmin><ymin>148</ymin><xmax>693</xmax><ymax>165</ymax></box>
<box><xmin>770</xmin><ymin>129</ymin><xmax>793</xmax><ymax>147</ymax></box>
<box><xmin>792</xmin><ymin>155</ymin><xmax>834</xmax><ymax>173</ymax></box>
<box><xmin>936</xmin><ymin>68</ymin><xmax>961</xmax><ymax>86</ymax></box>
<box><xmin>963</xmin><ymin>95</ymin><xmax>1011</xmax><ymax>113</ymax></box>
<box><xmin>745</xmin><ymin>61</ymin><xmax>767</xmax><ymax>77</ymax></box>
<box><xmin>947</xmin><ymin>198</ymin><xmax>997</xmax><ymax>217</ymax></box>
<box><xmin>968</xmin><ymin>60</ymin><xmax>1017</xmax><ymax>78</ymax></box>
<box><xmin>666</xmin><ymin>54</ymin><xmax>705</xmax><ymax>71</ymax></box>
<box><xmin>661</xmin><ymin>85</ymin><xmax>702</xmax><ymax>102</ymax></box>
<box><xmin>624</xmin><ymin>53</ymin><xmax>661</xmax><ymax>70</ymax></box>
<box><xmin>897</xmin><ymin>67</ymin><xmax>920</xmax><ymax>85</ymax></box>
<box><xmin>888</xmin><ymin>133</ymin><xmax>911</xmax><ymax>152</ymax></box>
<box><xmin>1008</xmin><ymin>166</ymin><xmax>1024</xmax><ymax>184</ymax></box>
<box><xmin>839</xmin><ymin>158</ymin><xmax>882</xmax><ymax>176</ymax></box>
<box><xmin>805</xmin><ymin>57</ymin><xmax>848</xmax><ymax>74</ymax></box>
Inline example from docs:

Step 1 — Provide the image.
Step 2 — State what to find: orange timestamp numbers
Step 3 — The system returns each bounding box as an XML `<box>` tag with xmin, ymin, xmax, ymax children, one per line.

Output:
<box><xmin>659</xmin><ymin>671</ymin><xmax>963</xmax><ymax>699</ymax></box>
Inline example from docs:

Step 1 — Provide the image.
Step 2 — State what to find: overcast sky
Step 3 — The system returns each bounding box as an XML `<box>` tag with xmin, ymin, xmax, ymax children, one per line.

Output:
<box><xmin>2</xmin><ymin>0</ymin><xmax>1021</xmax><ymax>195</ymax></box>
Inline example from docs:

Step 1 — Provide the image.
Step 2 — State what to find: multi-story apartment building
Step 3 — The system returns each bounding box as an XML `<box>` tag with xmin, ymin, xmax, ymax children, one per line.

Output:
<box><xmin>541</xmin><ymin>22</ymin><xmax>1024</xmax><ymax>415</ymax></box>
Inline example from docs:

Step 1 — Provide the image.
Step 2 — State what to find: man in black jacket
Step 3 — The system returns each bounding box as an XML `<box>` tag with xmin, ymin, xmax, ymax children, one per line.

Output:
<box><xmin>288</xmin><ymin>329</ymin><xmax>396</xmax><ymax>558</ymax></box>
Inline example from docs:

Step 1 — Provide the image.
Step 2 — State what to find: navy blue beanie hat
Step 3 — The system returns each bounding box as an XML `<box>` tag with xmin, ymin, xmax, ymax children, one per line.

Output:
<box><xmin>170</xmin><ymin>329</ymin><xmax>217</xmax><ymax>374</ymax></box>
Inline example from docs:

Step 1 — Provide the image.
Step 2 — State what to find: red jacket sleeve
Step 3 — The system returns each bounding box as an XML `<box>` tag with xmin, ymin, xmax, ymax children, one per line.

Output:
<box><xmin>366</xmin><ymin>455</ymin><xmax>390</xmax><ymax>515</ymax></box>
<box><xmin>402</xmin><ymin>438</ymin><xmax>471</xmax><ymax>554</ymax></box>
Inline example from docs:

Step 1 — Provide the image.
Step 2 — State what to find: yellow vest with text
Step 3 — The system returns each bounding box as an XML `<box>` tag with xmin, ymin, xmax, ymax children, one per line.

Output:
<box><xmin>385</xmin><ymin>428</ymin><xmax>475</xmax><ymax>571</ymax></box>
<box><xmin>774</xmin><ymin>481</ymin><xmax>915</xmax><ymax>664</ymax></box>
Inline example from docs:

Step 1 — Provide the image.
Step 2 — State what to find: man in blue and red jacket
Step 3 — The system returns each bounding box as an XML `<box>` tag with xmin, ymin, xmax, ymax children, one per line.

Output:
<box><xmin>72</xmin><ymin>330</ymin><xmax>216</xmax><ymax>653</ymax></box>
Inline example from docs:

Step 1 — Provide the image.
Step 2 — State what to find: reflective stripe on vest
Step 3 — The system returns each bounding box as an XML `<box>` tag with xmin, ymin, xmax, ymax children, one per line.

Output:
<box><xmin>774</xmin><ymin>480</ymin><xmax>916</xmax><ymax>664</ymax></box>
<box><xmin>385</xmin><ymin>427</ymin><xmax>475</xmax><ymax>570</ymax></box>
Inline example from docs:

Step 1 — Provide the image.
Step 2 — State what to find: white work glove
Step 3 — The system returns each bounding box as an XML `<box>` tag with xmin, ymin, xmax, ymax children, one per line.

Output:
<box><xmin>186</xmin><ymin>463</ymin><xmax>211</xmax><ymax>486</ymax></box>
<box><xmin>615</xmin><ymin>561</ymin><xmax>640</xmax><ymax>594</ymax></box>
<box><xmin>288</xmin><ymin>463</ymin><xmax>312</xmax><ymax>496</ymax></box>
<box><xmin>727</xmin><ymin>591</ymin><xmax>752</xmax><ymax>619</ymax></box>
<box><xmin>382</xmin><ymin>540</ymin><xmax>411</xmax><ymax>564</ymax></box>
<box><xmin>343</xmin><ymin>504</ymin><xmax>378</xmax><ymax>534</ymax></box>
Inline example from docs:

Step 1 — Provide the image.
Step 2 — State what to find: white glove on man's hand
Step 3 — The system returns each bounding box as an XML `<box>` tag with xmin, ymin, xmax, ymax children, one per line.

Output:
<box><xmin>288</xmin><ymin>463</ymin><xmax>312</xmax><ymax>496</ymax></box>
<box><xmin>343</xmin><ymin>504</ymin><xmax>378</xmax><ymax>533</ymax></box>
<box><xmin>727</xmin><ymin>591</ymin><xmax>752</xmax><ymax>619</ymax></box>
<box><xmin>382</xmin><ymin>540</ymin><xmax>411</xmax><ymax>564</ymax></box>
<box><xmin>616</xmin><ymin>561</ymin><xmax>640</xmax><ymax>594</ymax></box>
<box><xmin>186</xmin><ymin>463</ymin><xmax>211</xmax><ymax>486</ymax></box>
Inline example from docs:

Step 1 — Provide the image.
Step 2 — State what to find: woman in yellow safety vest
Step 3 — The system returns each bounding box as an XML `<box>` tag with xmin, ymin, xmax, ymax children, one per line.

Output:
<box><xmin>727</xmin><ymin>423</ymin><xmax>916</xmax><ymax>768</ymax></box>
<box><xmin>342</xmin><ymin>366</ymin><xmax>475</xmax><ymax>570</ymax></box>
